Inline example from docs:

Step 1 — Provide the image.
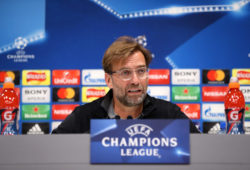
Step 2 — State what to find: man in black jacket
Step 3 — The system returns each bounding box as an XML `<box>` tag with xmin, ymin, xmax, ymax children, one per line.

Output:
<box><xmin>52</xmin><ymin>36</ymin><xmax>200</xmax><ymax>134</ymax></box>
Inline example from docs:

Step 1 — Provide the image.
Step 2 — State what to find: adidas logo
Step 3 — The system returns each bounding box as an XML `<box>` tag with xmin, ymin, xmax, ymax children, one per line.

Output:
<box><xmin>27</xmin><ymin>124</ymin><xmax>44</xmax><ymax>135</ymax></box>
<box><xmin>208</xmin><ymin>123</ymin><xmax>221</xmax><ymax>134</ymax></box>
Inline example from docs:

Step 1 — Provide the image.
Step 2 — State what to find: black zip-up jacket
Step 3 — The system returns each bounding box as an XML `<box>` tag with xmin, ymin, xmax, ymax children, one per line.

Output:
<box><xmin>52</xmin><ymin>90</ymin><xmax>200</xmax><ymax>134</ymax></box>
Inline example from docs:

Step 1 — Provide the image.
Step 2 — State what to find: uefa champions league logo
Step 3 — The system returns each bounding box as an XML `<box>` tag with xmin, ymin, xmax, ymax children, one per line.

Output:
<box><xmin>6</xmin><ymin>36</ymin><xmax>35</xmax><ymax>62</ymax></box>
<box><xmin>101</xmin><ymin>123</ymin><xmax>178</xmax><ymax>158</ymax></box>
<box><xmin>14</xmin><ymin>37</ymin><xmax>28</xmax><ymax>50</ymax></box>
<box><xmin>125</xmin><ymin>124</ymin><xmax>153</xmax><ymax>137</ymax></box>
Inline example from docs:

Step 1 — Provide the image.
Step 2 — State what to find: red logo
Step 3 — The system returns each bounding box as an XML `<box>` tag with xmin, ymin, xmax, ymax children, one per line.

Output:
<box><xmin>0</xmin><ymin>71</ymin><xmax>7</xmax><ymax>83</ymax></box>
<box><xmin>1</xmin><ymin>110</ymin><xmax>16</xmax><ymax>122</ymax></box>
<box><xmin>237</xmin><ymin>71</ymin><xmax>250</xmax><ymax>80</ymax></box>
<box><xmin>52</xmin><ymin>70</ymin><xmax>80</xmax><ymax>85</ymax></box>
<box><xmin>177</xmin><ymin>104</ymin><xmax>200</xmax><ymax>119</ymax></box>
<box><xmin>52</xmin><ymin>104</ymin><xmax>79</xmax><ymax>120</ymax></box>
<box><xmin>202</xmin><ymin>86</ymin><xmax>228</xmax><ymax>102</ymax></box>
<box><xmin>227</xmin><ymin>108</ymin><xmax>243</xmax><ymax>121</ymax></box>
<box><xmin>148</xmin><ymin>69</ymin><xmax>170</xmax><ymax>85</ymax></box>
<box><xmin>26</xmin><ymin>72</ymin><xmax>46</xmax><ymax>82</ymax></box>
<box><xmin>86</xmin><ymin>89</ymin><xmax>106</xmax><ymax>98</ymax></box>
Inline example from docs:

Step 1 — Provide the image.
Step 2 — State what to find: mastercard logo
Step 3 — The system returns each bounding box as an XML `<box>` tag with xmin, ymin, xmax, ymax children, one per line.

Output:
<box><xmin>207</xmin><ymin>70</ymin><xmax>225</xmax><ymax>81</ymax></box>
<box><xmin>57</xmin><ymin>88</ymin><xmax>75</xmax><ymax>99</ymax></box>
<box><xmin>0</xmin><ymin>71</ymin><xmax>15</xmax><ymax>82</ymax></box>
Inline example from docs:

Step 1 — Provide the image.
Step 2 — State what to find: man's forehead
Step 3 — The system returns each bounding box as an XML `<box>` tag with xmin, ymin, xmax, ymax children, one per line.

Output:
<box><xmin>112</xmin><ymin>51</ymin><xmax>146</xmax><ymax>70</ymax></box>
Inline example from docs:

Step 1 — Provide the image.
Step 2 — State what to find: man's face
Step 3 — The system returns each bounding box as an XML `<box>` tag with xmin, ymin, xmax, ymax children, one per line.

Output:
<box><xmin>105</xmin><ymin>51</ymin><xmax>148</xmax><ymax>107</ymax></box>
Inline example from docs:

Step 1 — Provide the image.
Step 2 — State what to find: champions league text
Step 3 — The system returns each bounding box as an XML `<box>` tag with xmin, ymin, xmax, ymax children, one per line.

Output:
<box><xmin>101</xmin><ymin>137</ymin><xmax>178</xmax><ymax>157</ymax></box>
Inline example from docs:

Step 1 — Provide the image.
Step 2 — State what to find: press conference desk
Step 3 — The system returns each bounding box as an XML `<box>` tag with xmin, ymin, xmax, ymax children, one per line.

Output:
<box><xmin>0</xmin><ymin>134</ymin><xmax>250</xmax><ymax>170</ymax></box>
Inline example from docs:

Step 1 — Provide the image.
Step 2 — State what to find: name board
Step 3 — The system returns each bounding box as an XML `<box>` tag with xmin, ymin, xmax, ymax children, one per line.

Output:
<box><xmin>90</xmin><ymin>119</ymin><xmax>190</xmax><ymax>164</ymax></box>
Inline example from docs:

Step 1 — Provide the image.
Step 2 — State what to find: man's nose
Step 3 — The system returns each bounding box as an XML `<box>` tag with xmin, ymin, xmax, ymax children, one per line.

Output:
<box><xmin>130</xmin><ymin>71</ymin><xmax>140</xmax><ymax>84</ymax></box>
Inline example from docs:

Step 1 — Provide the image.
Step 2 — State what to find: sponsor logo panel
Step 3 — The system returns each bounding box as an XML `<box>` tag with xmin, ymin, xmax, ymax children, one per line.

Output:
<box><xmin>202</xmin><ymin>86</ymin><xmax>228</xmax><ymax>102</ymax></box>
<box><xmin>172</xmin><ymin>69</ymin><xmax>200</xmax><ymax>85</ymax></box>
<box><xmin>22</xmin><ymin>87</ymin><xmax>50</xmax><ymax>103</ymax></box>
<box><xmin>202</xmin><ymin>69</ymin><xmax>230</xmax><ymax>84</ymax></box>
<box><xmin>147</xmin><ymin>86</ymin><xmax>170</xmax><ymax>101</ymax></box>
<box><xmin>245</xmin><ymin>121</ymin><xmax>250</xmax><ymax>135</ymax></box>
<box><xmin>0</xmin><ymin>70</ymin><xmax>20</xmax><ymax>85</ymax></box>
<box><xmin>232</xmin><ymin>69</ymin><xmax>250</xmax><ymax>84</ymax></box>
<box><xmin>53</xmin><ymin>87</ymin><xmax>79</xmax><ymax>102</ymax></box>
<box><xmin>82</xmin><ymin>87</ymin><xmax>109</xmax><ymax>103</ymax></box>
<box><xmin>82</xmin><ymin>69</ymin><xmax>106</xmax><ymax>85</ymax></box>
<box><xmin>51</xmin><ymin>121</ymin><xmax>62</xmax><ymax>132</ymax></box>
<box><xmin>240</xmin><ymin>86</ymin><xmax>250</xmax><ymax>102</ymax></box>
<box><xmin>172</xmin><ymin>86</ymin><xmax>200</xmax><ymax>102</ymax></box>
<box><xmin>148</xmin><ymin>69</ymin><xmax>170</xmax><ymax>85</ymax></box>
<box><xmin>22</xmin><ymin>122</ymin><xmax>50</xmax><ymax>134</ymax></box>
<box><xmin>177</xmin><ymin>104</ymin><xmax>200</xmax><ymax>119</ymax></box>
<box><xmin>22</xmin><ymin>105</ymin><xmax>50</xmax><ymax>120</ymax></box>
<box><xmin>245</xmin><ymin>104</ymin><xmax>250</xmax><ymax>121</ymax></box>
<box><xmin>202</xmin><ymin>104</ymin><xmax>225</xmax><ymax>121</ymax></box>
<box><xmin>52</xmin><ymin>70</ymin><xmax>80</xmax><ymax>85</ymax></box>
<box><xmin>22</xmin><ymin>70</ymin><xmax>51</xmax><ymax>85</ymax></box>
<box><xmin>203</xmin><ymin>122</ymin><xmax>226</xmax><ymax>134</ymax></box>
<box><xmin>52</xmin><ymin>104</ymin><xmax>79</xmax><ymax>120</ymax></box>
<box><xmin>193</xmin><ymin>121</ymin><xmax>201</xmax><ymax>132</ymax></box>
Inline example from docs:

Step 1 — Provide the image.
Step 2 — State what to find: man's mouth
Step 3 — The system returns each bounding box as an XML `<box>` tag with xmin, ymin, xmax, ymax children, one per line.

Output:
<box><xmin>128</xmin><ymin>89</ymin><xmax>142</xmax><ymax>94</ymax></box>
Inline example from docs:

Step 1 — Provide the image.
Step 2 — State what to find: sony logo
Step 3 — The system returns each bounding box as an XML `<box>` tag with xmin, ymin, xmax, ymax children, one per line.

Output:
<box><xmin>174</xmin><ymin>71</ymin><xmax>198</xmax><ymax>76</ymax></box>
<box><xmin>24</xmin><ymin>89</ymin><xmax>48</xmax><ymax>95</ymax></box>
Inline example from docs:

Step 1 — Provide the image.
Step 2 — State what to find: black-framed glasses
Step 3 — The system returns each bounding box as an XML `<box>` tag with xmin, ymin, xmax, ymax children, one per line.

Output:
<box><xmin>110</xmin><ymin>67</ymin><xmax>149</xmax><ymax>81</ymax></box>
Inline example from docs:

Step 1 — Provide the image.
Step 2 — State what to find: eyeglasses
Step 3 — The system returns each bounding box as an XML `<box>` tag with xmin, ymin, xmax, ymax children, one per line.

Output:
<box><xmin>110</xmin><ymin>67</ymin><xmax>149</xmax><ymax>81</ymax></box>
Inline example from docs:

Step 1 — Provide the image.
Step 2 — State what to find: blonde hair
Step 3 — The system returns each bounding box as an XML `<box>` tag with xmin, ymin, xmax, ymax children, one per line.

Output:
<box><xmin>102</xmin><ymin>36</ymin><xmax>152</xmax><ymax>73</ymax></box>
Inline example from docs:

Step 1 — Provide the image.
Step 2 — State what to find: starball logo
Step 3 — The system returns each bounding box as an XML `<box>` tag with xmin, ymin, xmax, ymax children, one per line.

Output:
<box><xmin>6</xmin><ymin>37</ymin><xmax>36</xmax><ymax>63</ymax></box>
<box><xmin>101</xmin><ymin>124</ymin><xmax>178</xmax><ymax>158</ymax></box>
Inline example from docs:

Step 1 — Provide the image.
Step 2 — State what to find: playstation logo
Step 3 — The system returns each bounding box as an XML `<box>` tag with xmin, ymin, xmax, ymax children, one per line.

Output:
<box><xmin>14</xmin><ymin>37</ymin><xmax>28</xmax><ymax>50</ymax></box>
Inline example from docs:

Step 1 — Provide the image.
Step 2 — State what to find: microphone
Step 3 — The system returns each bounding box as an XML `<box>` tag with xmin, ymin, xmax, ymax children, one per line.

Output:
<box><xmin>127</xmin><ymin>116</ymin><xmax>133</xmax><ymax>119</ymax></box>
<box><xmin>115</xmin><ymin>115</ymin><xmax>120</xmax><ymax>119</ymax></box>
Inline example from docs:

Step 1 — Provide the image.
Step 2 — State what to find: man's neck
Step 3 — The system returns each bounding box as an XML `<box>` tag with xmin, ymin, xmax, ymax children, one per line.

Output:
<box><xmin>113</xmin><ymin>99</ymin><xmax>143</xmax><ymax>119</ymax></box>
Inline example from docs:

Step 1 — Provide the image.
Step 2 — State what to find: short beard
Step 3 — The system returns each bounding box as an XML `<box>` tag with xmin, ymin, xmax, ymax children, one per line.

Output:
<box><xmin>116</xmin><ymin>90</ymin><xmax>146</xmax><ymax>107</ymax></box>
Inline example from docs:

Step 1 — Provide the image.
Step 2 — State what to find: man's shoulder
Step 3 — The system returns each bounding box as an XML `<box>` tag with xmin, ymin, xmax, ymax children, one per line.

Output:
<box><xmin>144</xmin><ymin>95</ymin><xmax>183</xmax><ymax>118</ymax></box>
<box><xmin>148</xmin><ymin>95</ymin><xmax>179</xmax><ymax>109</ymax></box>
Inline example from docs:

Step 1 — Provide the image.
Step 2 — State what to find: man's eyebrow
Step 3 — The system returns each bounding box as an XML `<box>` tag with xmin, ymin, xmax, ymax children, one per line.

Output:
<box><xmin>119</xmin><ymin>65</ymin><xmax>147</xmax><ymax>70</ymax></box>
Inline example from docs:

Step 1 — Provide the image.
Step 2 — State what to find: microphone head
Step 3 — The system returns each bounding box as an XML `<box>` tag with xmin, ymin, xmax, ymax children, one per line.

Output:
<box><xmin>127</xmin><ymin>116</ymin><xmax>133</xmax><ymax>119</ymax></box>
<box><xmin>115</xmin><ymin>115</ymin><xmax>120</xmax><ymax>119</ymax></box>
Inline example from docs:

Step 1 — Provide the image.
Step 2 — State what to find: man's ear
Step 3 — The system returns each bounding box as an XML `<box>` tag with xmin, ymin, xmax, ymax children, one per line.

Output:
<box><xmin>105</xmin><ymin>73</ymin><xmax>113</xmax><ymax>89</ymax></box>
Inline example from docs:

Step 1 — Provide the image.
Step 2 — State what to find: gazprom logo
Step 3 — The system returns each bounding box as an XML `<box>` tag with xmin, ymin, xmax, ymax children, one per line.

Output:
<box><xmin>82</xmin><ymin>69</ymin><xmax>105</xmax><ymax>85</ymax></box>
<box><xmin>202</xmin><ymin>104</ymin><xmax>225</xmax><ymax>121</ymax></box>
<box><xmin>125</xmin><ymin>124</ymin><xmax>153</xmax><ymax>137</ymax></box>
